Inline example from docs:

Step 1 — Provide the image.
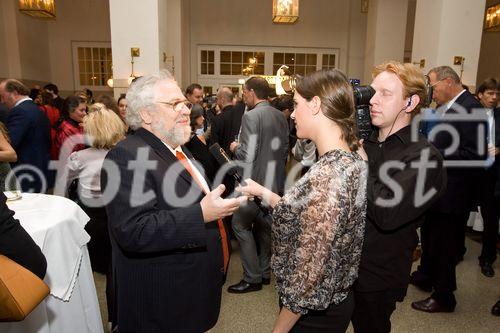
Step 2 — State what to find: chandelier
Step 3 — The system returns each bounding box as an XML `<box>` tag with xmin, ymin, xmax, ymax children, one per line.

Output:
<box><xmin>272</xmin><ymin>0</ymin><xmax>299</xmax><ymax>24</ymax></box>
<box><xmin>485</xmin><ymin>3</ymin><xmax>500</xmax><ymax>31</ymax></box>
<box><xmin>19</xmin><ymin>0</ymin><xmax>56</xmax><ymax>19</ymax></box>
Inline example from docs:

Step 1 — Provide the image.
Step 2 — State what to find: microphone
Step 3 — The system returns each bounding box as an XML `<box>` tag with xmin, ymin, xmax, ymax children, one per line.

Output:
<box><xmin>209</xmin><ymin>143</ymin><xmax>270</xmax><ymax>216</ymax></box>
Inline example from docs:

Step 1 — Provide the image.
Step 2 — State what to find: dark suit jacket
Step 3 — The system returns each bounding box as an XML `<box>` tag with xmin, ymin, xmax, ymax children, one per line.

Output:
<box><xmin>7</xmin><ymin>100</ymin><xmax>51</xmax><ymax>192</ymax></box>
<box><xmin>0</xmin><ymin>192</ymin><xmax>46</xmax><ymax>279</ymax></box>
<box><xmin>210</xmin><ymin>103</ymin><xmax>245</xmax><ymax>153</ymax></box>
<box><xmin>428</xmin><ymin>90</ymin><xmax>486</xmax><ymax>214</ymax></box>
<box><xmin>493</xmin><ymin>107</ymin><xmax>500</xmax><ymax>196</ymax></box>
<box><xmin>101</xmin><ymin>128</ymin><xmax>224</xmax><ymax>333</ymax></box>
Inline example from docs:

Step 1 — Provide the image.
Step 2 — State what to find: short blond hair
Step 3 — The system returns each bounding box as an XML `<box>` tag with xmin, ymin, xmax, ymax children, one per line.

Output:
<box><xmin>372</xmin><ymin>61</ymin><xmax>427</xmax><ymax>113</ymax></box>
<box><xmin>84</xmin><ymin>103</ymin><xmax>125</xmax><ymax>149</ymax></box>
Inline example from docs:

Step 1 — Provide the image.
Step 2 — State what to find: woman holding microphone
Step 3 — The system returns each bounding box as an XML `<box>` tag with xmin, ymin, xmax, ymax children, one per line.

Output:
<box><xmin>237</xmin><ymin>69</ymin><xmax>367</xmax><ymax>333</ymax></box>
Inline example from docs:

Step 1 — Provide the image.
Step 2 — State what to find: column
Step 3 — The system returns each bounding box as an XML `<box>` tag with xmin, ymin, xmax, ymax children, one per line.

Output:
<box><xmin>108</xmin><ymin>0</ymin><xmax>183</xmax><ymax>96</ymax></box>
<box><xmin>412</xmin><ymin>0</ymin><xmax>486</xmax><ymax>86</ymax></box>
<box><xmin>363</xmin><ymin>0</ymin><xmax>409</xmax><ymax>83</ymax></box>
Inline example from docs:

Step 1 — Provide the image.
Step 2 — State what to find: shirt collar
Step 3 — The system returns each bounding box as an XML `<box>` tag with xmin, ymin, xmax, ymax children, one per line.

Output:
<box><xmin>367</xmin><ymin>125</ymin><xmax>412</xmax><ymax>145</ymax></box>
<box><xmin>163</xmin><ymin>141</ymin><xmax>184</xmax><ymax>156</ymax></box>
<box><xmin>14</xmin><ymin>97</ymin><xmax>32</xmax><ymax>107</ymax></box>
<box><xmin>445</xmin><ymin>89</ymin><xmax>466</xmax><ymax>110</ymax></box>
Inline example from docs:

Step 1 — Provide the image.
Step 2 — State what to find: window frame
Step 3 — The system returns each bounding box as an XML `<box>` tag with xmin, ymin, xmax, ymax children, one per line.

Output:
<box><xmin>72</xmin><ymin>41</ymin><xmax>113</xmax><ymax>92</ymax></box>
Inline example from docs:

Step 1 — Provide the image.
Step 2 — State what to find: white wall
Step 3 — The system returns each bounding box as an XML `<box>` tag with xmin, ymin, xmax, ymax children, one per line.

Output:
<box><xmin>0</xmin><ymin>0</ymin><xmax>111</xmax><ymax>94</ymax></box>
<box><xmin>48</xmin><ymin>0</ymin><xmax>111</xmax><ymax>94</ymax></box>
<box><xmin>0</xmin><ymin>0</ymin><xmax>22</xmax><ymax>79</ymax></box>
<box><xmin>187</xmin><ymin>0</ymin><xmax>367</xmax><ymax>86</ymax></box>
<box><xmin>413</xmin><ymin>0</ymin><xmax>486</xmax><ymax>86</ymax></box>
<box><xmin>0</xmin><ymin>0</ymin><xmax>50</xmax><ymax>81</ymax></box>
<box><xmin>363</xmin><ymin>0</ymin><xmax>409</xmax><ymax>83</ymax></box>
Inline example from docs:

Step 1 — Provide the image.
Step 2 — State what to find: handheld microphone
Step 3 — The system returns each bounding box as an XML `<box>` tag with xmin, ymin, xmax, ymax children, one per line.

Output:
<box><xmin>209</xmin><ymin>143</ymin><xmax>270</xmax><ymax>216</ymax></box>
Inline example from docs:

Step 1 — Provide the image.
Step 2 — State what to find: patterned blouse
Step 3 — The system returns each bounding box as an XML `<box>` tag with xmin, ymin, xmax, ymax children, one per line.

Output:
<box><xmin>272</xmin><ymin>149</ymin><xmax>367</xmax><ymax>315</ymax></box>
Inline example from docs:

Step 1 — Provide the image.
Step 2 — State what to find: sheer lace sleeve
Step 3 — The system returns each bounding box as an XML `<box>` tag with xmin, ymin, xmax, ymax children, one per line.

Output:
<box><xmin>272</xmin><ymin>150</ymin><xmax>366</xmax><ymax>315</ymax></box>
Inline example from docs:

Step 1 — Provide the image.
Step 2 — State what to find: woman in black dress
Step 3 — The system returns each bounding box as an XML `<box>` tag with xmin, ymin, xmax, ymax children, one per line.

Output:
<box><xmin>185</xmin><ymin>104</ymin><xmax>219</xmax><ymax>183</ymax></box>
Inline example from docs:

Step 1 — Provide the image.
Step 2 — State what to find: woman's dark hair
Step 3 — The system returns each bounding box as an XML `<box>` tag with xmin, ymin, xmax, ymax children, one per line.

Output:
<box><xmin>41</xmin><ymin>91</ymin><xmax>54</xmax><ymax>106</ymax></box>
<box><xmin>29</xmin><ymin>88</ymin><xmax>40</xmax><ymax>101</ymax></box>
<box><xmin>271</xmin><ymin>94</ymin><xmax>294</xmax><ymax>112</ymax></box>
<box><xmin>295</xmin><ymin>69</ymin><xmax>359</xmax><ymax>151</ymax></box>
<box><xmin>55</xmin><ymin>95</ymin><xmax>86</xmax><ymax>129</ymax></box>
<box><xmin>189</xmin><ymin>104</ymin><xmax>204</xmax><ymax>132</ymax></box>
<box><xmin>117</xmin><ymin>93</ymin><xmax>126</xmax><ymax>105</ymax></box>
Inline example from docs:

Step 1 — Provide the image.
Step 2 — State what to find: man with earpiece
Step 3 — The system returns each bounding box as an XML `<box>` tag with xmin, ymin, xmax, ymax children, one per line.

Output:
<box><xmin>351</xmin><ymin>61</ymin><xmax>446</xmax><ymax>333</ymax></box>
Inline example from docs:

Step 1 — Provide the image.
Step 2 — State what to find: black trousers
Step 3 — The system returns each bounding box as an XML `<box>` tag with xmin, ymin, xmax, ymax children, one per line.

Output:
<box><xmin>286</xmin><ymin>291</ymin><xmax>354</xmax><ymax>333</ymax></box>
<box><xmin>352</xmin><ymin>289</ymin><xmax>404</xmax><ymax>333</ymax></box>
<box><xmin>79</xmin><ymin>202</ymin><xmax>115</xmax><ymax>323</ymax></box>
<box><xmin>418</xmin><ymin>210</ymin><xmax>469</xmax><ymax>306</ymax></box>
<box><xmin>477</xmin><ymin>167</ymin><xmax>499</xmax><ymax>264</ymax></box>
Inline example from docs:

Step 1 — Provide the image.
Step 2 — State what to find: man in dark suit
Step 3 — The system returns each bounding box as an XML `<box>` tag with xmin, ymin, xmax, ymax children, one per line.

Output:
<box><xmin>0</xmin><ymin>79</ymin><xmax>51</xmax><ymax>193</ymax></box>
<box><xmin>474</xmin><ymin>78</ymin><xmax>500</xmax><ymax>277</ymax></box>
<box><xmin>227</xmin><ymin>77</ymin><xmax>289</xmax><ymax>293</ymax></box>
<box><xmin>101</xmin><ymin>70</ymin><xmax>246</xmax><ymax>333</ymax></box>
<box><xmin>411</xmin><ymin>66</ymin><xmax>487</xmax><ymax>313</ymax></box>
<box><xmin>211</xmin><ymin>87</ymin><xmax>244</xmax><ymax>154</ymax></box>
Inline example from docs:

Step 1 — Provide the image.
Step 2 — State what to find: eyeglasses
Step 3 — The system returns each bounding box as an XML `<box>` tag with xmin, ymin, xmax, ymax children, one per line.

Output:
<box><xmin>429</xmin><ymin>79</ymin><xmax>445</xmax><ymax>88</ymax></box>
<box><xmin>155</xmin><ymin>100</ymin><xmax>193</xmax><ymax>112</ymax></box>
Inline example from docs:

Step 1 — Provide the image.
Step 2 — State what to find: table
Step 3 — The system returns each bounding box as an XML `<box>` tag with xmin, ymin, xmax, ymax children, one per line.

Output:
<box><xmin>0</xmin><ymin>193</ymin><xmax>103</xmax><ymax>333</ymax></box>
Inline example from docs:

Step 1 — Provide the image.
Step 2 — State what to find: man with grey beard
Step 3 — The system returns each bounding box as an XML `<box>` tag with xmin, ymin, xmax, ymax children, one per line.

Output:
<box><xmin>101</xmin><ymin>70</ymin><xmax>246</xmax><ymax>333</ymax></box>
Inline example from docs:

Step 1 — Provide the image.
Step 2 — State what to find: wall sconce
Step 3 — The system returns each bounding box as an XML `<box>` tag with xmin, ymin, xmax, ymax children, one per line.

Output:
<box><xmin>19</xmin><ymin>0</ymin><xmax>56</xmax><ymax>19</ymax></box>
<box><xmin>485</xmin><ymin>3</ymin><xmax>500</xmax><ymax>31</ymax></box>
<box><xmin>106</xmin><ymin>77</ymin><xmax>114</xmax><ymax>88</ymax></box>
<box><xmin>128</xmin><ymin>47</ymin><xmax>140</xmax><ymax>85</ymax></box>
<box><xmin>361</xmin><ymin>0</ymin><xmax>369</xmax><ymax>13</ymax></box>
<box><xmin>272</xmin><ymin>0</ymin><xmax>299</xmax><ymax>24</ymax></box>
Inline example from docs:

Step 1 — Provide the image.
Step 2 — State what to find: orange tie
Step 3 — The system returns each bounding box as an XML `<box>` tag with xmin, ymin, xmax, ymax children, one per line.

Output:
<box><xmin>175</xmin><ymin>150</ymin><xmax>230</xmax><ymax>274</ymax></box>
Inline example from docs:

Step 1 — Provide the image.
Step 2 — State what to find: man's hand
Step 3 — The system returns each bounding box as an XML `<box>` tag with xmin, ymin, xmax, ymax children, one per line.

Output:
<box><xmin>200</xmin><ymin>184</ymin><xmax>247</xmax><ymax>222</ymax></box>
<box><xmin>229</xmin><ymin>141</ymin><xmax>239</xmax><ymax>153</ymax></box>
<box><xmin>488</xmin><ymin>144</ymin><xmax>498</xmax><ymax>157</ymax></box>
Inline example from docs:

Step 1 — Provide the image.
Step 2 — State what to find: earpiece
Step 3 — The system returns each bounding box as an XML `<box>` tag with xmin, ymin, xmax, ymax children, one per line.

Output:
<box><xmin>402</xmin><ymin>97</ymin><xmax>412</xmax><ymax>110</ymax></box>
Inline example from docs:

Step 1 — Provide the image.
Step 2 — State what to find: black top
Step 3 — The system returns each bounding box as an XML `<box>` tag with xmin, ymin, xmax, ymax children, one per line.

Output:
<box><xmin>185</xmin><ymin>134</ymin><xmax>219</xmax><ymax>184</ymax></box>
<box><xmin>355</xmin><ymin>125</ymin><xmax>446</xmax><ymax>296</ymax></box>
<box><xmin>210</xmin><ymin>103</ymin><xmax>245</xmax><ymax>154</ymax></box>
<box><xmin>0</xmin><ymin>192</ymin><xmax>47</xmax><ymax>279</ymax></box>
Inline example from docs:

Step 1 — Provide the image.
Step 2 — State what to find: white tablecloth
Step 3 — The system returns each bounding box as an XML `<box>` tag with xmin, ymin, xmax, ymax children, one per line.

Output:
<box><xmin>0</xmin><ymin>193</ymin><xmax>103</xmax><ymax>333</ymax></box>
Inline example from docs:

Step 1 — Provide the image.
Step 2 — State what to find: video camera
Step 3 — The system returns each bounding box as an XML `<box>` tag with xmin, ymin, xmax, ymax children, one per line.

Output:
<box><xmin>350</xmin><ymin>79</ymin><xmax>375</xmax><ymax>141</ymax></box>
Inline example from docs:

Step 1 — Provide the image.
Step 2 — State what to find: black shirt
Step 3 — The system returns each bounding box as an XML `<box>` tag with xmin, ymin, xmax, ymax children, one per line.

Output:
<box><xmin>185</xmin><ymin>134</ymin><xmax>219</xmax><ymax>184</ymax></box>
<box><xmin>355</xmin><ymin>125</ymin><xmax>446</xmax><ymax>296</ymax></box>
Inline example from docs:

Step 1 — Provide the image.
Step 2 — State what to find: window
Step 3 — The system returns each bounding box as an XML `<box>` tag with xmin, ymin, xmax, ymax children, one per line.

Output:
<box><xmin>273</xmin><ymin>53</ymin><xmax>317</xmax><ymax>76</ymax></box>
<box><xmin>322</xmin><ymin>54</ymin><xmax>336</xmax><ymax>70</ymax></box>
<box><xmin>200</xmin><ymin>50</ymin><xmax>214</xmax><ymax>75</ymax></box>
<box><xmin>220</xmin><ymin>51</ymin><xmax>264</xmax><ymax>76</ymax></box>
<box><xmin>77</xmin><ymin>46</ymin><xmax>112</xmax><ymax>86</ymax></box>
<box><xmin>72</xmin><ymin>42</ymin><xmax>112</xmax><ymax>90</ymax></box>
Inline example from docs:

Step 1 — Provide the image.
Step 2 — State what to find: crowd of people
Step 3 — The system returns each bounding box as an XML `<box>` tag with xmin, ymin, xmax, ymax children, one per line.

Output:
<box><xmin>0</xmin><ymin>60</ymin><xmax>498</xmax><ymax>333</ymax></box>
